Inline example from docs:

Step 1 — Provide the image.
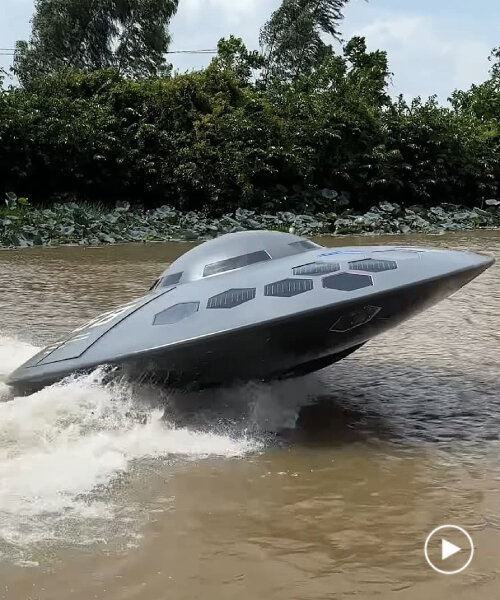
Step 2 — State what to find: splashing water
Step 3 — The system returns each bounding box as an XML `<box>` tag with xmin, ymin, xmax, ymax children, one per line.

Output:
<box><xmin>0</xmin><ymin>337</ymin><xmax>39</xmax><ymax>379</ymax></box>
<box><xmin>0</xmin><ymin>334</ymin><xmax>321</xmax><ymax>563</ymax></box>
<box><xmin>0</xmin><ymin>336</ymin><xmax>41</xmax><ymax>400</ymax></box>
<box><xmin>0</xmin><ymin>335</ymin><xmax>267</xmax><ymax>560</ymax></box>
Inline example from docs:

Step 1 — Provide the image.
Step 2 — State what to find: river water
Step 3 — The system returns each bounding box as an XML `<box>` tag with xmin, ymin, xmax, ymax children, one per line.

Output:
<box><xmin>0</xmin><ymin>232</ymin><xmax>498</xmax><ymax>599</ymax></box>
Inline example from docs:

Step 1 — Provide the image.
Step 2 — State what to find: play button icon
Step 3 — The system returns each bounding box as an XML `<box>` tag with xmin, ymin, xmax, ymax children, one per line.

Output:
<box><xmin>425</xmin><ymin>525</ymin><xmax>474</xmax><ymax>574</ymax></box>
<box><xmin>442</xmin><ymin>538</ymin><xmax>461</xmax><ymax>560</ymax></box>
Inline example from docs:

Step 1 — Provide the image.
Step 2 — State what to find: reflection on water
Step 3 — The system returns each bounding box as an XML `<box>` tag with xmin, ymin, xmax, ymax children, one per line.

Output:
<box><xmin>0</xmin><ymin>231</ymin><xmax>499</xmax><ymax>599</ymax></box>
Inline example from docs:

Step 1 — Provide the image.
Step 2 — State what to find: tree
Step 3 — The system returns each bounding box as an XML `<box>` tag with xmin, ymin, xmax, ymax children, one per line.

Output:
<box><xmin>259</xmin><ymin>0</ymin><xmax>349</xmax><ymax>83</ymax></box>
<box><xmin>13</xmin><ymin>0</ymin><xmax>179</xmax><ymax>87</ymax></box>
<box><xmin>343</xmin><ymin>36</ymin><xmax>390</xmax><ymax>106</ymax></box>
<box><xmin>449</xmin><ymin>48</ymin><xmax>500</xmax><ymax>123</ymax></box>
<box><xmin>489</xmin><ymin>47</ymin><xmax>500</xmax><ymax>82</ymax></box>
<box><xmin>210</xmin><ymin>36</ymin><xmax>264</xmax><ymax>83</ymax></box>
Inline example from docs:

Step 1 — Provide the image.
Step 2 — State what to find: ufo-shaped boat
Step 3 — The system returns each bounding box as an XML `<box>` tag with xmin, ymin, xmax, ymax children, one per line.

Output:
<box><xmin>7</xmin><ymin>231</ymin><xmax>494</xmax><ymax>395</ymax></box>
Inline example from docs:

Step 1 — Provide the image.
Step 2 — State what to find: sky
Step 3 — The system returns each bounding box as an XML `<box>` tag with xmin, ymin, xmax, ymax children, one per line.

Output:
<box><xmin>1</xmin><ymin>0</ymin><xmax>498</xmax><ymax>102</ymax></box>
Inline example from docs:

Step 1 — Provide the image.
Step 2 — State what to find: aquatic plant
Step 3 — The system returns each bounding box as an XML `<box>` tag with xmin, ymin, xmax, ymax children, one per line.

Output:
<box><xmin>1</xmin><ymin>196</ymin><xmax>499</xmax><ymax>249</ymax></box>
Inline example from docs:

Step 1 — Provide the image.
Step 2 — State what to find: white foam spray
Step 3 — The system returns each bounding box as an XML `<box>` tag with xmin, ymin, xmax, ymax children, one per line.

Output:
<box><xmin>0</xmin><ymin>336</ymin><xmax>265</xmax><ymax>561</ymax></box>
<box><xmin>0</xmin><ymin>336</ymin><xmax>40</xmax><ymax>399</ymax></box>
<box><xmin>0</xmin><ymin>334</ymin><xmax>322</xmax><ymax>563</ymax></box>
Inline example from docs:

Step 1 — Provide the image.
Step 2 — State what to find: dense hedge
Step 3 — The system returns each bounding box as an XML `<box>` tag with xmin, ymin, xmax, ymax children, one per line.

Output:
<box><xmin>1</xmin><ymin>48</ymin><xmax>500</xmax><ymax>214</ymax></box>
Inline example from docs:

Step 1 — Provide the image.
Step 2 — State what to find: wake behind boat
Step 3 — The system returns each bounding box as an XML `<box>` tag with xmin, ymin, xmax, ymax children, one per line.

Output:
<box><xmin>7</xmin><ymin>231</ymin><xmax>494</xmax><ymax>395</ymax></box>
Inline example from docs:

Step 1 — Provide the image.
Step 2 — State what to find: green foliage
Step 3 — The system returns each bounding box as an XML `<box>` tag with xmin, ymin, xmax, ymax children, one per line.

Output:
<box><xmin>2</xmin><ymin>32</ymin><xmax>500</xmax><ymax>216</ymax></box>
<box><xmin>1</xmin><ymin>61</ymin><xmax>295</xmax><ymax>212</ymax></box>
<box><xmin>260</xmin><ymin>0</ymin><xmax>349</xmax><ymax>82</ymax></box>
<box><xmin>13</xmin><ymin>0</ymin><xmax>179</xmax><ymax>87</ymax></box>
<box><xmin>4</xmin><ymin>192</ymin><xmax>30</xmax><ymax>209</ymax></box>
<box><xmin>343</xmin><ymin>37</ymin><xmax>391</xmax><ymax>107</ymax></box>
<box><xmin>212</xmin><ymin>36</ymin><xmax>265</xmax><ymax>83</ymax></box>
<box><xmin>2</xmin><ymin>197</ymin><xmax>500</xmax><ymax>249</ymax></box>
<box><xmin>489</xmin><ymin>47</ymin><xmax>500</xmax><ymax>82</ymax></box>
<box><xmin>358</xmin><ymin>96</ymin><xmax>499</xmax><ymax>207</ymax></box>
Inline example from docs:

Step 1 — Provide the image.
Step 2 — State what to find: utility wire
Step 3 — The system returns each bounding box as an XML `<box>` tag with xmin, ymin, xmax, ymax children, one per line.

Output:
<box><xmin>168</xmin><ymin>49</ymin><xmax>217</xmax><ymax>54</ymax></box>
<box><xmin>0</xmin><ymin>49</ymin><xmax>218</xmax><ymax>55</ymax></box>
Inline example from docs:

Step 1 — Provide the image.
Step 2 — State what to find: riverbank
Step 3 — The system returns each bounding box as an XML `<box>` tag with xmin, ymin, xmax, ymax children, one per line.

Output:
<box><xmin>2</xmin><ymin>200</ymin><xmax>500</xmax><ymax>248</ymax></box>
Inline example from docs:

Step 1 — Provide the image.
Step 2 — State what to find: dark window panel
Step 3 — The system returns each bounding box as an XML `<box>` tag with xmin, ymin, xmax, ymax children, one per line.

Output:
<box><xmin>153</xmin><ymin>302</ymin><xmax>200</xmax><ymax>326</ymax></box>
<box><xmin>288</xmin><ymin>240</ymin><xmax>321</xmax><ymax>252</ymax></box>
<box><xmin>323</xmin><ymin>273</ymin><xmax>373</xmax><ymax>292</ymax></box>
<box><xmin>160</xmin><ymin>272</ymin><xmax>183</xmax><ymax>287</ymax></box>
<box><xmin>203</xmin><ymin>251</ymin><xmax>271</xmax><ymax>278</ymax></box>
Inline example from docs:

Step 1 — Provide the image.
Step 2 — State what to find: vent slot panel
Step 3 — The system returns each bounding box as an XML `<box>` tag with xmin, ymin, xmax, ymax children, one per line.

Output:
<box><xmin>265</xmin><ymin>279</ymin><xmax>313</xmax><ymax>297</ymax></box>
<box><xmin>349</xmin><ymin>259</ymin><xmax>397</xmax><ymax>272</ymax></box>
<box><xmin>293</xmin><ymin>262</ymin><xmax>340</xmax><ymax>276</ymax></box>
<box><xmin>207</xmin><ymin>288</ymin><xmax>256</xmax><ymax>309</ymax></box>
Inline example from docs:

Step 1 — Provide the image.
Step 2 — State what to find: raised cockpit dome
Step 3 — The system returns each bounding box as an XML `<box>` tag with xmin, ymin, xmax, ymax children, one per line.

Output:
<box><xmin>157</xmin><ymin>231</ymin><xmax>323</xmax><ymax>287</ymax></box>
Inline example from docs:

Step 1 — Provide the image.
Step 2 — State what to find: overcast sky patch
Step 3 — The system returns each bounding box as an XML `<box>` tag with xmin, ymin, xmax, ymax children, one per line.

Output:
<box><xmin>1</xmin><ymin>0</ymin><xmax>497</xmax><ymax>102</ymax></box>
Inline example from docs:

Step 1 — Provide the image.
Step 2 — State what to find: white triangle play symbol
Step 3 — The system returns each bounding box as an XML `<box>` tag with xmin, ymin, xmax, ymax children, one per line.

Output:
<box><xmin>442</xmin><ymin>539</ymin><xmax>461</xmax><ymax>560</ymax></box>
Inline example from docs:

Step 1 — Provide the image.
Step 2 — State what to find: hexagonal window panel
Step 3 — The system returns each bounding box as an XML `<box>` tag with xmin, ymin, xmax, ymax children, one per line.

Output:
<box><xmin>323</xmin><ymin>273</ymin><xmax>373</xmax><ymax>292</ymax></box>
<box><xmin>207</xmin><ymin>288</ymin><xmax>256</xmax><ymax>309</ymax></box>
<box><xmin>265</xmin><ymin>278</ymin><xmax>313</xmax><ymax>297</ymax></box>
<box><xmin>348</xmin><ymin>258</ymin><xmax>397</xmax><ymax>272</ymax></box>
<box><xmin>292</xmin><ymin>262</ymin><xmax>340</xmax><ymax>277</ymax></box>
<box><xmin>330</xmin><ymin>306</ymin><xmax>381</xmax><ymax>332</ymax></box>
<box><xmin>153</xmin><ymin>302</ymin><xmax>200</xmax><ymax>325</ymax></box>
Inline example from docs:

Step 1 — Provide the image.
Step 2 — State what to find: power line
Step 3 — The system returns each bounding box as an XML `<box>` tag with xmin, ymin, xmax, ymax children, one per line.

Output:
<box><xmin>0</xmin><ymin>48</ymin><xmax>218</xmax><ymax>54</ymax></box>
<box><xmin>168</xmin><ymin>49</ymin><xmax>217</xmax><ymax>54</ymax></box>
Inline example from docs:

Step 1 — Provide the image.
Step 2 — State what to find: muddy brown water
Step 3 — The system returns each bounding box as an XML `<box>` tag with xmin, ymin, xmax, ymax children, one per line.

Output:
<box><xmin>0</xmin><ymin>231</ymin><xmax>499</xmax><ymax>600</ymax></box>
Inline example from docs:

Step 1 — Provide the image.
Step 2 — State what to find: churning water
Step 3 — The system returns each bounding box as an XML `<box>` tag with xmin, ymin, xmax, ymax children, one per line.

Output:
<box><xmin>0</xmin><ymin>337</ymin><xmax>261</xmax><ymax>561</ymax></box>
<box><xmin>0</xmin><ymin>334</ymin><xmax>329</xmax><ymax>567</ymax></box>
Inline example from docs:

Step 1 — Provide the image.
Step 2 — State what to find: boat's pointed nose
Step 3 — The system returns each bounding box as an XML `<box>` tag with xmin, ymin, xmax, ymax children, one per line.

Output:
<box><xmin>461</xmin><ymin>251</ymin><xmax>495</xmax><ymax>272</ymax></box>
<box><xmin>430</xmin><ymin>248</ymin><xmax>495</xmax><ymax>273</ymax></box>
